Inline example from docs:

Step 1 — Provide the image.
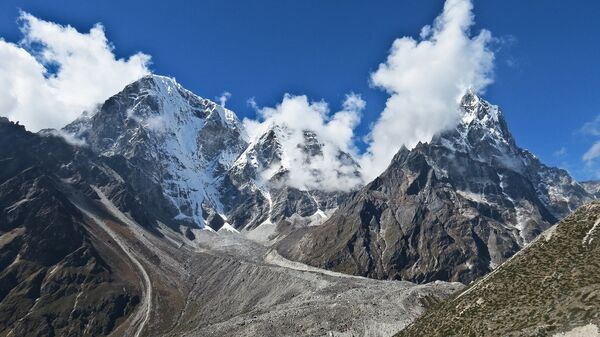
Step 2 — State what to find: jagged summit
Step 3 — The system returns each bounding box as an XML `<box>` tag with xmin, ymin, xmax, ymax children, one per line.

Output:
<box><xmin>232</xmin><ymin>123</ymin><xmax>360</xmax><ymax>188</ymax></box>
<box><xmin>460</xmin><ymin>91</ymin><xmax>502</xmax><ymax>124</ymax></box>
<box><xmin>459</xmin><ymin>93</ymin><xmax>509</xmax><ymax>137</ymax></box>
<box><xmin>435</xmin><ymin>92</ymin><xmax>518</xmax><ymax>165</ymax></box>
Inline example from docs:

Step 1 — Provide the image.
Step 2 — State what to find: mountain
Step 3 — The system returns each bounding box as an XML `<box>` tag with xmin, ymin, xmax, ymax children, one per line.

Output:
<box><xmin>0</xmin><ymin>115</ymin><xmax>462</xmax><ymax>337</ymax></box>
<box><xmin>277</xmin><ymin>92</ymin><xmax>595</xmax><ymax>283</ymax></box>
<box><xmin>0</xmin><ymin>117</ymin><xmax>147</xmax><ymax>336</ymax></box>
<box><xmin>582</xmin><ymin>180</ymin><xmax>600</xmax><ymax>198</ymax></box>
<box><xmin>65</xmin><ymin>75</ymin><xmax>357</xmax><ymax>236</ymax></box>
<box><xmin>64</xmin><ymin>75</ymin><xmax>248</xmax><ymax>229</ymax></box>
<box><xmin>395</xmin><ymin>200</ymin><xmax>600</xmax><ymax>337</ymax></box>
<box><xmin>222</xmin><ymin>124</ymin><xmax>361</xmax><ymax>240</ymax></box>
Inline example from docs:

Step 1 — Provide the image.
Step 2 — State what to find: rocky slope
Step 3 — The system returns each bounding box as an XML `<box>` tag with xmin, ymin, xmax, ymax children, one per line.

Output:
<box><xmin>278</xmin><ymin>92</ymin><xmax>594</xmax><ymax>283</ymax></box>
<box><xmin>0</xmin><ymin>117</ymin><xmax>144</xmax><ymax>337</ymax></box>
<box><xmin>396</xmin><ymin>200</ymin><xmax>600</xmax><ymax>337</ymax></box>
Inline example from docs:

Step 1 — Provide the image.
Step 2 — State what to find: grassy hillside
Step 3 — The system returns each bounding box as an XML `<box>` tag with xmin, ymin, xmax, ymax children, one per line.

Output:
<box><xmin>396</xmin><ymin>201</ymin><xmax>600</xmax><ymax>337</ymax></box>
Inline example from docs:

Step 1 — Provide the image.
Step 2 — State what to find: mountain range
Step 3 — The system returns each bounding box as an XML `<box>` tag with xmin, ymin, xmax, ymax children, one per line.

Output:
<box><xmin>64</xmin><ymin>75</ymin><xmax>357</xmax><ymax>236</ymax></box>
<box><xmin>1</xmin><ymin>74</ymin><xmax>597</xmax><ymax>336</ymax></box>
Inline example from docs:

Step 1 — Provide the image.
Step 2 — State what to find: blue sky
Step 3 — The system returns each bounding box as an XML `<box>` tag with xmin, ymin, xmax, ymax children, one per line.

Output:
<box><xmin>1</xmin><ymin>0</ymin><xmax>599</xmax><ymax>180</ymax></box>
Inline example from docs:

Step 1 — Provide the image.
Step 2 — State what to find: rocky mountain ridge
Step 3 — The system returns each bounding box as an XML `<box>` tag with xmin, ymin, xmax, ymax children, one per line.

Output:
<box><xmin>0</xmin><ymin>117</ymin><xmax>146</xmax><ymax>336</ymax></box>
<box><xmin>582</xmin><ymin>180</ymin><xmax>600</xmax><ymax>198</ymax></box>
<box><xmin>277</xmin><ymin>92</ymin><xmax>594</xmax><ymax>283</ymax></box>
<box><xmin>1</xmin><ymin>74</ymin><xmax>598</xmax><ymax>336</ymax></box>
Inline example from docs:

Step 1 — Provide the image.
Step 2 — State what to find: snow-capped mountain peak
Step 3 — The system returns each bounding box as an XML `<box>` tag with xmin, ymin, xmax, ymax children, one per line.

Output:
<box><xmin>460</xmin><ymin>91</ymin><xmax>501</xmax><ymax>128</ymax></box>
<box><xmin>64</xmin><ymin>75</ymin><xmax>248</xmax><ymax>227</ymax></box>
<box><xmin>455</xmin><ymin>92</ymin><xmax>514</xmax><ymax>149</ymax></box>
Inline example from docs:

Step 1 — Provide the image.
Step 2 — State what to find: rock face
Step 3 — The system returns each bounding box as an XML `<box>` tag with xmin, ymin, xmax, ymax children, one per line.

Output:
<box><xmin>278</xmin><ymin>92</ymin><xmax>594</xmax><ymax>283</ymax></box>
<box><xmin>223</xmin><ymin>125</ymin><xmax>360</xmax><ymax>234</ymax></box>
<box><xmin>65</xmin><ymin>75</ymin><xmax>249</xmax><ymax>228</ymax></box>
<box><xmin>396</xmin><ymin>201</ymin><xmax>600</xmax><ymax>337</ymax></box>
<box><xmin>0</xmin><ymin>119</ymin><xmax>142</xmax><ymax>337</ymax></box>
<box><xmin>582</xmin><ymin>180</ymin><xmax>600</xmax><ymax>198</ymax></box>
<box><xmin>65</xmin><ymin>75</ymin><xmax>357</xmax><ymax>233</ymax></box>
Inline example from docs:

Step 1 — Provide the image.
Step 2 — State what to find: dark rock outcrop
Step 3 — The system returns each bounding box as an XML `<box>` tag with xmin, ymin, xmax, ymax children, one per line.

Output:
<box><xmin>0</xmin><ymin>120</ymin><xmax>142</xmax><ymax>336</ymax></box>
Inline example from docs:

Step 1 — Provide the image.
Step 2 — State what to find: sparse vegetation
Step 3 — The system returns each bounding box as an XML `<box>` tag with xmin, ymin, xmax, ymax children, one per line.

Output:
<box><xmin>396</xmin><ymin>201</ymin><xmax>600</xmax><ymax>337</ymax></box>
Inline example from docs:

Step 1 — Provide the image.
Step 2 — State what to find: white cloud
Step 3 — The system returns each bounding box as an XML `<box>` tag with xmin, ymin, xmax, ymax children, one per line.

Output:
<box><xmin>581</xmin><ymin>115</ymin><xmax>600</xmax><ymax>137</ymax></box>
<box><xmin>553</xmin><ymin>146</ymin><xmax>567</xmax><ymax>158</ymax></box>
<box><xmin>126</xmin><ymin>107</ymin><xmax>166</xmax><ymax>132</ymax></box>
<box><xmin>580</xmin><ymin>115</ymin><xmax>600</xmax><ymax>170</ymax></box>
<box><xmin>218</xmin><ymin>91</ymin><xmax>232</xmax><ymax>107</ymax></box>
<box><xmin>39</xmin><ymin>128</ymin><xmax>87</xmax><ymax>147</ymax></box>
<box><xmin>0</xmin><ymin>12</ymin><xmax>151</xmax><ymax>132</ymax></box>
<box><xmin>241</xmin><ymin>0</ymin><xmax>497</xmax><ymax>190</ymax></box>
<box><xmin>243</xmin><ymin>94</ymin><xmax>365</xmax><ymax>192</ymax></box>
<box><xmin>360</xmin><ymin>0</ymin><xmax>495</xmax><ymax>180</ymax></box>
<box><xmin>584</xmin><ymin>141</ymin><xmax>600</xmax><ymax>162</ymax></box>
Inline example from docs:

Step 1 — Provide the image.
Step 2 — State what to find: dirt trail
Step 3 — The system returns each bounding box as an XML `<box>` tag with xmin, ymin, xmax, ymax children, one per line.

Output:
<box><xmin>75</xmin><ymin>205</ymin><xmax>152</xmax><ymax>337</ymax></box>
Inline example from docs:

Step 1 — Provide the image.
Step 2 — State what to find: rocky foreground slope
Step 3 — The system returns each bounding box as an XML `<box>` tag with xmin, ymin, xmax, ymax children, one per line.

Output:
<box><xmin>278</xmin><ymin>92</ymin><xmax>594</xmax><ymax>284</ymax></box>
<box><xmin>396</xmin><ymin>200</ymin><xmax>600</xmax><ymax>337</ymax></box>
<box><xmin>0</xmin><ymin>117</ymin><xmax>462</xmax><ymax>337</ymax></box>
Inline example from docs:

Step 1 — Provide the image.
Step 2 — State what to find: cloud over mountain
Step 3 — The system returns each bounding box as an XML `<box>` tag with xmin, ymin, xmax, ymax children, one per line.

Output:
<box><xmin>360</xmin><ymin>0</ymin><xmax>495</xmax><ymax>179</ymax></box>
<box><xmin>1</xmin><ymin>0</ymin><xmax>497</xmax><ymax>189</ymax></box>
<box><xmin>243</xmin><ymin>93</ymin><xmax>365</xmax><ymax>191</ymax></box>
<box><xmin>0</xmin><ymin>12</ymin><xmax>150</xmax><ymax>131</ymax></box>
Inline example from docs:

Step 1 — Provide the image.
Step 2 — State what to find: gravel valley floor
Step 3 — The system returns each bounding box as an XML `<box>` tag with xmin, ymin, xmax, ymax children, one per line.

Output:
<box><xmin>84</xmin><ymin>188</ymin><xmax>463</xmax><ymax>337</ymax></box>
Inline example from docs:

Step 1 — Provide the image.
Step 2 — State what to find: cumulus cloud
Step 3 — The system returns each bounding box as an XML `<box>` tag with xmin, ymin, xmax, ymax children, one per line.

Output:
<box><xmin>241</xmin><ymin>0</ymin><xmax>496</xmax><ymax>190</ymax></box>
<box><xmin>360</xmin><ymin>0</ymin><xmax>495</xmax><ymax>179</ymax></box>
<box><xmin>553</xmin><ymin>146</ymin><xmax>567</xmax><ymax>158</ymax></box>
<box><xmin>0</xmin><ymin>12</ymin><xmax>150</xmax><ymax>132</ymax></box>
<box><xmin>584</xmin><ymin>141</ymin><xmax>600</xmax><ymax>162</ymax></box>
<box><xmin>580</xmin><ymin>115</ymin><xmax>600</xmax><ymax>165</ymax></box>
<box><xmin>217</xmin><ymin>91</ymin><xmax>232</xmax><ymax>107</ymax></box>
<box><xmin>243</xmin><ymin>94</ymin><xmax>365</xmax><ymax>191</ymax></box>
<box><xmin>581</xmin><ymin>115</ymin><xmax>600</xmax><ymax>137</ymax></box>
